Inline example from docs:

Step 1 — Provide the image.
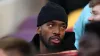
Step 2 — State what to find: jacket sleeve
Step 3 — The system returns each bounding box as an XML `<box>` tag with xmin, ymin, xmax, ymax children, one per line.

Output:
<box><xmin>73</xmin><ymin>4</ymin><xmax>91</xmax><ymax>49</ymax></box>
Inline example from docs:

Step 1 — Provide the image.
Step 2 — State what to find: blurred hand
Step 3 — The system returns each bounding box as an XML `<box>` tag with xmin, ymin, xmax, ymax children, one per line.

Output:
<box><xmin>0</xmin><ymin>49</ymin><xmax>7</xmax><ymax>56</ymax></box>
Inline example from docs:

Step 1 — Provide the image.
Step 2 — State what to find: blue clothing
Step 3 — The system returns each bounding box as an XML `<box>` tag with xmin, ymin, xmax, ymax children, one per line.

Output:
<box><xmin>74</xmin><ymin>4</ymin><xmax>91</xmax><ymax>49</ymax></box>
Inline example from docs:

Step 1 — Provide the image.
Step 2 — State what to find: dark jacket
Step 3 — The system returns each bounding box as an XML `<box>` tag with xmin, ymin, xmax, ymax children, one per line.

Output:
<box><xmin>31</xmin><ymin>32</ymin><xmax>76</xmax><ymax>53</ymax></box>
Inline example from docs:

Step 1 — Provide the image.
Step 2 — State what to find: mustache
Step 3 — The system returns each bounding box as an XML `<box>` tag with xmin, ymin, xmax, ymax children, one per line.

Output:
<box><xmin>49</xmin><ymin>36</ymin><xmax>61</xmax><ymax>40</ymax></box>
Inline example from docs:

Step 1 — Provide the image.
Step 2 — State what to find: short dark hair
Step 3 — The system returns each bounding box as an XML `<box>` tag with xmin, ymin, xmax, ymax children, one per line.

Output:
<box><xmin>0</xmin><ymin>36</ymin><xmax>35</xmax><ymax>56</ymax></box>
<box><xmin>89</xmin><ymin>0</ymin><xmax>100</xmax><ymax>8</ymax></box>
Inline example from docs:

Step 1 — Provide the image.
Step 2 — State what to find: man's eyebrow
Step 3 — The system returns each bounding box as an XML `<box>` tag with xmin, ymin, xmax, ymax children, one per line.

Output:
<box><xmin>92</xmin><ymin>10</ymin><xmax>95</xmax><ymax>13</ymax></box>
<box><xmin>61</xmin><ymin>23</ymin><xmax>66</xmax><ymax>25</ymax></box>
<box><xmin>92</xmin><ymin>10</ymin><xmax>97</xmax><ymax>14</ymax></box>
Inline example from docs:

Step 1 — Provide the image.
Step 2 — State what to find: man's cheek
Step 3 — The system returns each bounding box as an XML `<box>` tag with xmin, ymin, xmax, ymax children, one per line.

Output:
<box><xmin>42</xmin><ymin>34</ymin><xmax>49</xmax><ymax>41</ymax></box>
<box><xmin>61</xmin><ymin>33</ymin><xmax>65</xmax><ymax>39</ymax></box>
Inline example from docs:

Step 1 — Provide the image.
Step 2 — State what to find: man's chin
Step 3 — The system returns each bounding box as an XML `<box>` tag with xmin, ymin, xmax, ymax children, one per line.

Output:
<box><xmin>50</xmin><ymin>43</ymin><xmax>60</xmax><ymax>47</ymax></box>
<box><xmin>47</xmin><ymin>43</ymin><xmax>61</xmax><ymax>49</ymax></box>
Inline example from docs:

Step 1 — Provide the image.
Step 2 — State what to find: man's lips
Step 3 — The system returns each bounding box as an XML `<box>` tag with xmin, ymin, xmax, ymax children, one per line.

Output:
<box><xmin>49</xmin><ymin>36</ymin><xmax>61</xmax><ymax>44</ymax></box>
<box><xmin>51</xmin><ymin>39</ymin><xmax>60</xmax><ymax>44</ymax></box>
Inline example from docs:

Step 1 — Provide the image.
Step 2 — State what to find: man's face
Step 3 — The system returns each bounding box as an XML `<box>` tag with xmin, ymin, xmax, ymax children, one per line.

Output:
<box><xmin>88</xmin><ymin>4</ymin><xmax>100</xmax><ymax>22</ymax></box>
<box><xmin>38</xmin><ymin>20</ymin><xmax>67</xmax><ymax>48</ymax></box>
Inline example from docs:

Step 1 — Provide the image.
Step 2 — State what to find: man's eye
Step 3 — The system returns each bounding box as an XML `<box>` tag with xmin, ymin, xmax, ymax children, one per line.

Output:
<box><xmin>48</xmin><ymin>24</ymin><xmax>53</xmax><ymax>27</ymax></box>
<box><xmin>61</xmin><ymin>25</ymin><xmax>66</xmax><ymax>29</ymax></box>
<box><xmin>93</xmin><ymin>13</ymin><xmax>97</xmax><ymax>16</ymax></box>
<box><xmin>91</xmin><ymin>12</ymin><xmax>98</xmax><ymax>16</ymax></box>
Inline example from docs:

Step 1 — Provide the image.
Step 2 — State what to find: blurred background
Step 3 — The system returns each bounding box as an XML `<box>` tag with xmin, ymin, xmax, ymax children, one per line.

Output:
<box><xmin>0</xmin><ymin>0</ymin><xmax>90</xmax><ymax>41</ymax></box>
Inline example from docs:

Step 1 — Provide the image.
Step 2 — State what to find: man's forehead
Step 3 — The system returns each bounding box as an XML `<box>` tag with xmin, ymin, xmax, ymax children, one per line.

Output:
<box><xmin>47</xmin><ymin>20</ymin><xmax>66</xmax><ymax>24</ymax></box>
<box><xmin>92</xmin><ymin>4</ymin><xmax>100</xmax><ymax>11</ymax></box>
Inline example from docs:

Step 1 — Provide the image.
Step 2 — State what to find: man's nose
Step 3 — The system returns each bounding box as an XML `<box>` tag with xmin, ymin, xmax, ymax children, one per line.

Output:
<box><xmin>53</xmin><ymin>28</ymin><xmax>60</xmax><ymax>35</ymax></box>
<box><xmin>88</xmin><ymin>16</ymin><xmax>94</xmax><ymax>21</ymax></box>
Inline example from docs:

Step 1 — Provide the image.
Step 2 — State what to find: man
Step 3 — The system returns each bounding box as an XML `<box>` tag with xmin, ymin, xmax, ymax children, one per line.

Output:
<box><xmin>78</xmin><ymin>22</ymin><xmax>100</xmax><ymax>56</ymax></box>
<box><xmin>88</xmin><ymin>0</ymin><xmax>100</xmax><ymax>22</ymax></box>
<box><xmin>74</xmin><ymin>0</ymin><xmax>100</xmax><ymax>49</ymax></box>
<box><xmin>0</xmin><ymin>36</ymin><xmax>35</xmax><ymax>56</ymax></box>
<box><xmin>31</xmin><ymin>1</ymin><xmax>76</xmax><ymax>54</ymax></box>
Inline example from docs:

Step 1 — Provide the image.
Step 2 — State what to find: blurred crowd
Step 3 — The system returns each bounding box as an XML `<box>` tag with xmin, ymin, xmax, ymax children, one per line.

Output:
<box><xmin>1</xmin><ymin>0</ymin><xmax>100</xmax><ymax>56</ymax></box>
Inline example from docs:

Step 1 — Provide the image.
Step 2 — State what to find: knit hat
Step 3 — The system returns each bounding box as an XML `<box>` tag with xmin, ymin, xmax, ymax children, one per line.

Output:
<box><xmin>37</xmin><ymin>1</ymin><xmax>68</xmax><ymax>27</ymax></box>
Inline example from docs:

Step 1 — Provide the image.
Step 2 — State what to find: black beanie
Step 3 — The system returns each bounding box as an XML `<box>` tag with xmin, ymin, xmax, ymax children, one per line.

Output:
<box><xmin>37</xmin><ymin>1</ymin><xmax>68</xmax><ymax>27</ymax></box>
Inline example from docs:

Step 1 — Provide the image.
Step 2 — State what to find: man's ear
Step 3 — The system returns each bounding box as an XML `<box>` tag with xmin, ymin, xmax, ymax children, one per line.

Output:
<box><xmin>37</xmin><ymin>27</ymin><xmax>41</xmax><ymax>34</ymax></box>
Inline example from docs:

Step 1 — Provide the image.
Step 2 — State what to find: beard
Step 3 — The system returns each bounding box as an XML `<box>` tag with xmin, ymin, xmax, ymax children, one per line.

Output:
<box><xmin>39</xmin><ymin>34</ymin><xmax>64</xmax><ymax>52</ymax></box>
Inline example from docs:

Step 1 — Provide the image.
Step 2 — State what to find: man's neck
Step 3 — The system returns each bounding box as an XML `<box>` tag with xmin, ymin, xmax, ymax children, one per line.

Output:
<box><xmin>40</xmin><ymin>41</ymin><xmax>49</xmax><ymax>54</ymax></box>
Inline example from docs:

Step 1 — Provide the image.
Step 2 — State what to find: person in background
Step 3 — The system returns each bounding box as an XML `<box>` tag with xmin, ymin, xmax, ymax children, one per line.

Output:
<box><xmin>31</xmin><ymin>1</ymin><xmax>76</xmax><ymax>54</ymax></box>
<box><xmin>0</xmin><ymin>36</ymin><xmax>36</xmax><ymax>56</ymax></box>
<box><xmin>49</xmin><ymin>0</ymin><xmax>90</xmax><ymax>14</ymax></box>
<box><xmin>74</xmin><ymin>0</ymin><xmax>100</xmax><ymax>49</ymax></box>
<box><xmin>78</xmin><ymin>21</ymin><xmax>100</xmax><ymax>56</ymax></box>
